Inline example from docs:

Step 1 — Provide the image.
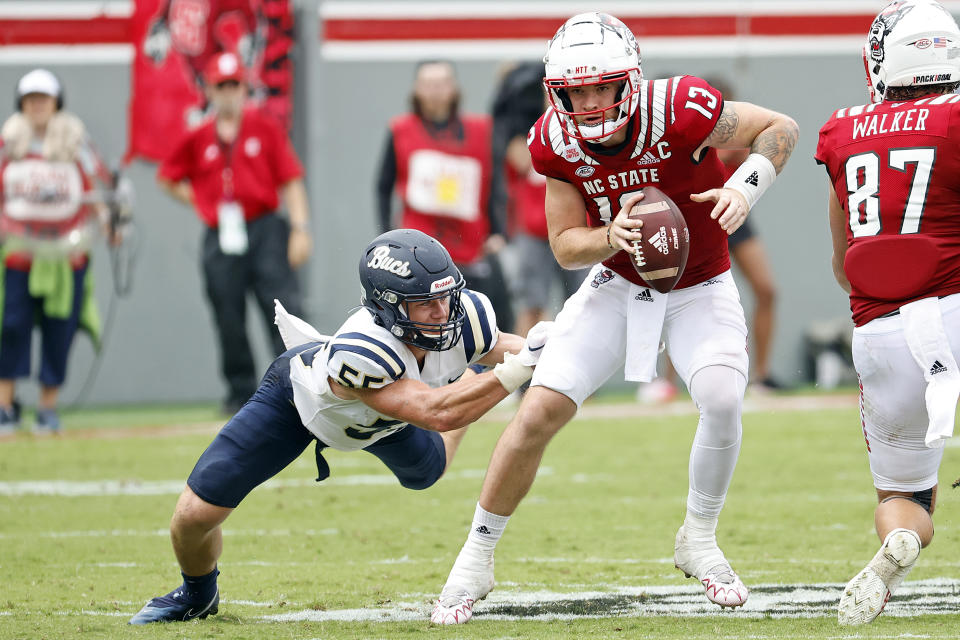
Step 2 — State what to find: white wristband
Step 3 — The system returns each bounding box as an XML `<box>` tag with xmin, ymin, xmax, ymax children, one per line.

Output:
<box><xmin>493</xmin><ymin>352</ymin><xmax>534</xmax><ymax>393</ymax></box>
<box><xmin>723</xmin><ymin>152</ymin><xmax>777</xmax><ymax>210</ymax></box>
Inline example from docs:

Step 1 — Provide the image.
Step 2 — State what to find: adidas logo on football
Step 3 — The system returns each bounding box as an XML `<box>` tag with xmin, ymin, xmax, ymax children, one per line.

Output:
<box><xmin>475</xmin><ymin>525</ymin><xmax>492</xmax><ymax>535</ymax></box>
<box><xmin>635</xmin><ymin>289</ymin><xmax>654</xmax><ymax>302</ymax></box>
<box><xmin>636</xmin><ymin>150</ymin><xmax>660</xmax><ymax>166</ymax></box>
<box><xmin>930</xmin><ymin>360</ymin><xmax>948</xmax><ymax>375</ymax></box>
<box><xmin>745</xmin><ymin>171</ymin><xmax>760</xmax><ymax>187</ymax></box>
<box><xmin>649</xmin><ymin>226</ymin><xmax>669</xmax><ymax>254</ymax></box>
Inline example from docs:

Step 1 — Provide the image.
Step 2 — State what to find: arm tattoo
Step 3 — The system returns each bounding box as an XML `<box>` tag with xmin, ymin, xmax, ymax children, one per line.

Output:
<box><xmin>750</xmin><ymin>118</ymin><xmax>799</xmax><ymax>173</ymax></box>
<box><xmin>709</xmin><ymin>104</ymin><xmax>739</xmax><ymax>144</ymax></box>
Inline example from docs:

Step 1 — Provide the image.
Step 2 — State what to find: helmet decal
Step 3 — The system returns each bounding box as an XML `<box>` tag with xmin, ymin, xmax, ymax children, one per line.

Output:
<box><xmin>430</xmin><ymin>275</ymin><xmax>457</xmax><ymax>292</ymax></box>
<box><xmin>869</xmin><ymin>2</ymin><xmax>915</xmax><ymax>68</ymax></box>
<box><xmin>366</xmin><ymin>245</ymin><xmax>413</xmax><ymax>278</ymax></box>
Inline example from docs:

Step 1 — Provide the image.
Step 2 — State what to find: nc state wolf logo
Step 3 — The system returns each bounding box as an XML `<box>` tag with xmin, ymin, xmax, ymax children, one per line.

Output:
<box><xmin>590</xmin><ymin>268</ymin><xmax>615</xmax><ymax>288</ymax></box>
<box><xmin>869</xmin><ymin>1</ymin><xmax>915</xmax><ymax>66</ymax></box>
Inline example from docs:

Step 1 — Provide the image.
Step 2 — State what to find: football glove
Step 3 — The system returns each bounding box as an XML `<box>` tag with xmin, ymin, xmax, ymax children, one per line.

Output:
<box><xmin>493</xmin><ymin>321</ymin><xmax>553</xmax><ymax>393</ymax></box>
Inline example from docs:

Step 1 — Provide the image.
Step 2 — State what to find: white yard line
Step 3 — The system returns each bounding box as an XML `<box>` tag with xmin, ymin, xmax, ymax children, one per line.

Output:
<box><xmin>259</xmin><ymin>579</ymin><xmax>960</xmax><ymax>622</ymax></box>
<box><xmin>0</xmin><ymin>467</ymin><xmax>531</xmax><ymax>497</ymax></box>
<box><xmin>0</xmin><ymin>527</ymin><xmax>339</xmax><ymax>539</ymax></box>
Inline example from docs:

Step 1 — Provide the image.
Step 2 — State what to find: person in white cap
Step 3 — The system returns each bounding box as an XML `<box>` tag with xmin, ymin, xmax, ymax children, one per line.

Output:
<box><xmin>816</xmin><ymin>0</ymin><xmax>960</xmax><ymax>626</ymax></box>
<box><xmin>0</xmin><ymin>69</ymin><xmax>120</xmax><ymax>435</ymax></box>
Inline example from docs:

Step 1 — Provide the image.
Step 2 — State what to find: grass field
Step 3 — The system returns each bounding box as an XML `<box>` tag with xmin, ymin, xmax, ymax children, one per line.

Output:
<box><xmin>2</xmin><ymin>392</ymin><xmax>959</xmax><ymax>639</ymax></box>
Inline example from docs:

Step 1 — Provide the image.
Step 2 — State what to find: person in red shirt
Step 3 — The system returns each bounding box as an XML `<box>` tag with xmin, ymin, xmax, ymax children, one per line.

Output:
<box><xmin>816</xmin><ymin>0</ymin><xmax>960</xmax><ymax>625</ymax></box>
<box><xmin>431</xmin><ymin>13</ymin><xmax>798</xmax><ymax>624</ymax></box>
<box><xmin>376</xmin><ymin>60</ymin><xmax>514</xmax><ymax>333</ymax></box>
<box><xmin>492</xmin><ymin>62</ymin><xmax>588</xmax><ymax>340</ymax></box>
<box><xmin>158</xmin><ymin>51</ymin><xmax>311</xmax><ymax>413</ymax></box>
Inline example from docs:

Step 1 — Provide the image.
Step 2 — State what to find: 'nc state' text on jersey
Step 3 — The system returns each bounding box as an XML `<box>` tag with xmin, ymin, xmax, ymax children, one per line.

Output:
<box><xmin>582</xmin><ymin>168</ymin><xmax>661</xmax><ymax>195</ymax></box>
<box><xmin>852</xmin><ymin>108</ymin><xmax>929</xmax><ymax>139</ymax></box>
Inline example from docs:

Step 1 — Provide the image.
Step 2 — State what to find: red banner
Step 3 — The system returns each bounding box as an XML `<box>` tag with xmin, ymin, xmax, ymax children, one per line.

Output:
<box><xmin>126</xmin><ymin>0</ymin><xmax>294</xmax><ymax>162</ymax></box>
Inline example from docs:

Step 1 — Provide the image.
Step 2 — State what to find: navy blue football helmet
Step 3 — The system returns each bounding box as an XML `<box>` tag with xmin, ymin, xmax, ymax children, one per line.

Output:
<box><xmin>359</xmin><ymin>229</ymin><xmax>466</xmax><ymax>351</ymax></box>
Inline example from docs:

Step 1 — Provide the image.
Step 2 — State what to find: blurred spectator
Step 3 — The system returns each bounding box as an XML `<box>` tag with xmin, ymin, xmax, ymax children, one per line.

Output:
<box><xmin>376</xmin><ymin>60</ymin><xmax>514</xmax><ymax>332</ymax></box>
<box><xmin>491</xmin><ymin>62</ymin><xmax>588</xmax><ymax>338</ymax></box>
<box><xmin>0</xmin><ymin>69</ymin><xmax>120</xmax><ymax>434</ymax></box>
<box><xmin>157</xmin><ymin>52</ymin><xmax>311</xmax><ymax>414</ymax></box>
<box><xmin>708</xmin><ymin>77</ymin><xmax>782</xmax><ymax>392</ymax></box>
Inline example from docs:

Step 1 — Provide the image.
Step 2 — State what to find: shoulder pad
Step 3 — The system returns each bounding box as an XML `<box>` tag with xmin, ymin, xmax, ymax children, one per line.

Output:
<box><xmin>460</xmin><ymin>289</ymin><xmax>498</xmax><ymax>362</ymax></box>
<box><xmin>326</xmin><ymin>332</ymin><xmax>407</xmax><ymax>389</ymax></box>
<box><xmin>663</xmin><ymin>75</ymin><xmax>723</xmax><ymax>151</ymax></box>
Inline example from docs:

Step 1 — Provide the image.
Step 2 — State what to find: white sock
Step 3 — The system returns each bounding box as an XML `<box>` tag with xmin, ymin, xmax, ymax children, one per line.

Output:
<box><xmin>683</xmin><ymin>510</ymin><xmax>719</xmax><ymax>545</ymax></box>
<box><xmin>465</xmin><ymin>503</ymin><xmax>510</xmax><ymax>552</ymax></box>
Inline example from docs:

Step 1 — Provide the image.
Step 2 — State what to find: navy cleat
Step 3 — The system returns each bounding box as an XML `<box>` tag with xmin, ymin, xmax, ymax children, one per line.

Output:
<box><xmin>128</xmin><ymin>586</ymin><xmax>219</xmax><ymax>624</ymax></box>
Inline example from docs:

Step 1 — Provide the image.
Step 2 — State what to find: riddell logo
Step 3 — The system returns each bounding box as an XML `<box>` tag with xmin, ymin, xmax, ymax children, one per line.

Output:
<box><xmin>431</xmin><ymin>275</ymin><xmax>456</xmax><ymax>292</ymax></box>
<box><xmin>649</xmin><ymin>227</ymin><xmax>669</xmax><ymax>254</ymax></box>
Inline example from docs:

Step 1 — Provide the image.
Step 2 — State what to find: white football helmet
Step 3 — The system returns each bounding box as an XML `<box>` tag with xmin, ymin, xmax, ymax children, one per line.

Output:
<box><xmin>543</xmin><ymin>12</ymin><xmax>642</xmax><ymax>142</ymax></box>
<box><xmin>863</xmin><ymin>0</ymin><xmax>960</xmax><ymax>102</ymax></box>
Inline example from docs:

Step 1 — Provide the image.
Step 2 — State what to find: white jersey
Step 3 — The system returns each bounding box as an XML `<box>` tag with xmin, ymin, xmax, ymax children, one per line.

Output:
<box><xmin>289</xmin><ymin>289</ymin><xmax>498</xmax><ymax>451</ymax></box>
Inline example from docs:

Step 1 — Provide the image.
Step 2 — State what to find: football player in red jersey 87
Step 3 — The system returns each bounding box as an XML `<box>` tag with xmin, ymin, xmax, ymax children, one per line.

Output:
<box><xmin>430</xmin><ymin>12</ymin><xmax>798</xmax><ymax>624</ymax></box>
<box><xmin>815</xmin><ymin>0</ymin><xmax>960</xmax><ymax>626</ymax></box>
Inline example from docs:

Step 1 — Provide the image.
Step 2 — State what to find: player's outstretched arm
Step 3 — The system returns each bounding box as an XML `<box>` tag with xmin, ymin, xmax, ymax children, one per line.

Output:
<box><xmin>339</xmin><ymin>373</ymin><xmax>510</xmax><ymax>433</ymax></box>
<box><xmin>333</xmin><ymin>326</ymin><xmax>550</xmax><ymax>433</ymax></box>
<box><xmin>691</xmin><ymin>101</ymin><xmax>799</xmax><ymax>234</ymax></box>
<box><xmin>698</xmin><ymin>101</ymin><xmax>798</xmax><ymax>173</ymax></box>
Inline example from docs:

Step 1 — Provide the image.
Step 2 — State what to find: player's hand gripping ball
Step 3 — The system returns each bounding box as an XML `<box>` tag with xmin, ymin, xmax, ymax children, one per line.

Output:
<box><xmin>627</xmin><ymin>186</ymin><xmax>690</xmax><ymax>293</ymax></box>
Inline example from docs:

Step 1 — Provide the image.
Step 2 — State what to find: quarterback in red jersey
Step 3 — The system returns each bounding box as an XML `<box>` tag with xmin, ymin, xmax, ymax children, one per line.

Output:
<box><xmin>431</xmin><ymin>12</ymin><xmax>798</xmax><ymax>624</ymax></box>
<box><xmin>816</xmin><ymin>0</ymin><xmax>960</xmax><ymax>626</ymax></box>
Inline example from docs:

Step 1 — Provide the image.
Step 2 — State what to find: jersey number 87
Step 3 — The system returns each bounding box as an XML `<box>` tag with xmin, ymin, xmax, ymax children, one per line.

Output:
<box><xmin>845</xmin><ymin>147</ymin><xmax>934</xmax><ymax>238</ymax></box>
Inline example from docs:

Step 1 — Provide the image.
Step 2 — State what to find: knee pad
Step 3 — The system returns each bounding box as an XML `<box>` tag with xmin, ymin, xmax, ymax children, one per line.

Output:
<box><xmin>689</xmin><ymin>365</ymin><xmax>746</xmax><ymax>443</ymax></box>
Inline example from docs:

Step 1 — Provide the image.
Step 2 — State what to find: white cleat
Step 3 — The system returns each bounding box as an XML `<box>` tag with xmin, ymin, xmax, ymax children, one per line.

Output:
<box><xmin>838</xmin><ymin>528</ymin><xmax>921</xmax><ymax>626</ymax></box>
<box><xmin>430</xmin><ymin>546</ymin><xmax>495</xmax><ymax>625</ymax></box>
<box><xmin>674</xmin><ymin>525</ymin><xmax>749</xmax><ymax>608</ymax></box>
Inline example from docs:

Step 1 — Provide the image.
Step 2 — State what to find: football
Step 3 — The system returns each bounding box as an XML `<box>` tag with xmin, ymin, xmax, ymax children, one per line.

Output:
<box><xmin>626</xmin><ymin>186</ymin><xmax>690</xmax><ymax>293</ymax></box>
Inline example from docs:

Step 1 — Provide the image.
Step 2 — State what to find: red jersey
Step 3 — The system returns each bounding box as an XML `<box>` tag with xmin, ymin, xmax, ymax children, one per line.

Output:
<box><xmin>390</xmin><ymin>113</ymin><xmax>492</xmax><ymax>265</ymax></box>
<box><xmin>815</xmin><ymin>95</ymin><xmax>960</xmax><ymax>326</ymax></box>
<box><xmin>167</xmin><ymin>0</ymin><xmax>263</xmax><ymax>70</ymax></box>
<box><xmin>0</xmin><ymin>140</ymin><xmax>98</xmax><ymax>269</ymax></box>
<box><xmin>158</xmin><ymin>106</ymin><xmax>303</xmax><ymax>227</ymax></box>
<box><xmin>506</xmin><ymin>162</ymin><xmax>548</xmax><ymax>238</ymax></box>
<box><xmin>528</xmin><ymin>75</ymin><xmax>730</xmax><ymax>289</ymax></box>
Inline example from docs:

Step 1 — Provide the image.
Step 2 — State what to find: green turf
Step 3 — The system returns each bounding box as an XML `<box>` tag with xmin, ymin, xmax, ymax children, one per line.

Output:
<box><xmin>1</xmin><ymin>400</ymin><xmax>958</xmax><ymax>639</ymax></box>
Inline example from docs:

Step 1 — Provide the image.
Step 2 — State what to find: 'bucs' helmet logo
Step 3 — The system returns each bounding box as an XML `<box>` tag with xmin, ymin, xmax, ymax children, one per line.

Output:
<box><xmin>869</xmin><ymin>1</ymin><xmax>915</xmax><ymax>65</ymax></box>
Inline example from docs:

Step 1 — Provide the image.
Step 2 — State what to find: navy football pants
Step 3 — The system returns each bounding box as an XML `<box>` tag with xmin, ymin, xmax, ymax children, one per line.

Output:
<box><xmin>187</xmin><ymin>343</ymin><xmax>447</xmax><ymax>508</ymax></box>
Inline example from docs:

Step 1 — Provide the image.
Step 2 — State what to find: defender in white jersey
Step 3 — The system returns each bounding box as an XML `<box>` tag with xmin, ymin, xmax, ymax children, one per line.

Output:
<box><xmin>432</xmin><ymin>12</ymin><xmax>799</xmax><ymax>624</ymax></box>
<box><xmin>130</xmin><ymin>229</ymin><xmax>549</xmax><ymax>625</ymax></box>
